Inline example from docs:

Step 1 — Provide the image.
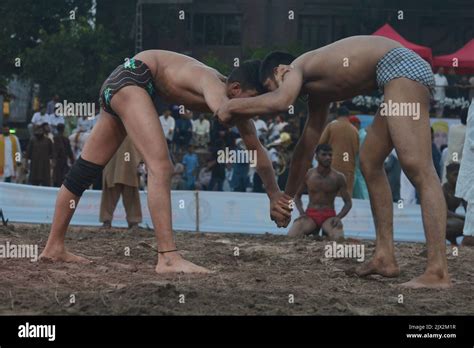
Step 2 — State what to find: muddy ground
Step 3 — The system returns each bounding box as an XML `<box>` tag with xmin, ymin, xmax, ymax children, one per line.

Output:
<box><xmin>0</xmin><ymin>224</ymin><xmax>472</xmax><ymax>315</ymax></box>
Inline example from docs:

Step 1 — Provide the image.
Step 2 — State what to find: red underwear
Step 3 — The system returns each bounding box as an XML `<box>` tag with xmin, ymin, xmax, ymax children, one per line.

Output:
<box><xmin>306</xmin><ymin>208</ymin><xmax>336</xmax><ymax>227</ymax></box>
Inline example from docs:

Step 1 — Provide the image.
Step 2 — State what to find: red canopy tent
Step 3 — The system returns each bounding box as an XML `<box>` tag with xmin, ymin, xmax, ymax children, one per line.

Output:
<box><xmin>433</xmin><ymin>39</ymin><xmax>474</xmax><ymax>74</ymax></box>
<box><xmin>372</xmin><ymin>24</ymin><xmax>433</xmax><ymax>64</ymax></box>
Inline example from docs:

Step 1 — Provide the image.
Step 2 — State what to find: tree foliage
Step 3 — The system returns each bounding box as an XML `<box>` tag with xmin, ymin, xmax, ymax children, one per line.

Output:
<box><xmin>0</xmin><ymin>0</ymin><xmax>93</xmax><ymax>81</ymax></box>
<box><xmin>22</xmin><ymin>19</ymin><xmax>120</xmax><ymax>103</ymax></box>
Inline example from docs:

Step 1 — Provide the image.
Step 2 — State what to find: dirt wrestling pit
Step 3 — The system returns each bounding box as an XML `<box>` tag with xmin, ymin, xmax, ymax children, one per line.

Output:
<box><xmin>0</xmin><ymin>224</ymin><xmax>472</xmax><ymax>315</ymax></box>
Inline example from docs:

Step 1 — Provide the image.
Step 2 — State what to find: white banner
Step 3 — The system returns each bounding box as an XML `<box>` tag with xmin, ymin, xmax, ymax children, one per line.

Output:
<box><xmin>0</xmin><ymin>183</ymin><xmax>426</xmax><ymax>242</ymax></box>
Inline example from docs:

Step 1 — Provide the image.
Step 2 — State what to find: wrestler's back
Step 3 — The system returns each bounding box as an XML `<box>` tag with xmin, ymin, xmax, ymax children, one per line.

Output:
<box><xmin>295</xmin><ymin>36</ymin><xmax>402</xmax><ymax>102</ymax></box>
<box><xmin>134</xmin><ymin>50</ymin><xmax>225</xmax><ymax>111</ymax></box>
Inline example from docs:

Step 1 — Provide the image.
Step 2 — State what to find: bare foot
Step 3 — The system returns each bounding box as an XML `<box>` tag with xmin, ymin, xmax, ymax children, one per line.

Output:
<box><xmin>39</xmin><ymin>248</ymin><xmax>91</xmax><ymax>264</ymax></box>
<box><xmin>355</xmin><ymin>256</ymin><xmax>400</xmax><ymax>278</ymax></box>
<box><xmin>155</xmin><ymin>252</ymin><xmax>212</xmax><ymax>274</ymax></box>
<box><xmin>400</xmin><ymin>271</ymin><xmax>452</xmax><ymax>289</ymax></box>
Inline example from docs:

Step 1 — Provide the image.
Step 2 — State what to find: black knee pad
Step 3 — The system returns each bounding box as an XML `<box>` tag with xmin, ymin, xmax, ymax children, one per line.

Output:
<box><xmin>63</xmin><ymin>156</ymin><xmax>104</xmax><ymax>196</ymax></box>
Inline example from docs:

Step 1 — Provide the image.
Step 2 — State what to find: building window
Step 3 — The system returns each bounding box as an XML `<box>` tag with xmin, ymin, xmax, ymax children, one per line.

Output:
<box><xmin>193</xmin><ymin>14</ymin><xmax>242</xmax><ymax>46</ymax></box>
<box><xmin>298</xmin><ymin>16</ymin><xmax>330</xmax><ymax>49</ymax></box>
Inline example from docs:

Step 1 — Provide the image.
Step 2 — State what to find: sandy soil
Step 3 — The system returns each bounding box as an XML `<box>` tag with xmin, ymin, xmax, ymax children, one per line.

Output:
<box><xmin>0</xmin><ymin>224</ymin><xmax>472</xmax><ymax>315</ymax></box>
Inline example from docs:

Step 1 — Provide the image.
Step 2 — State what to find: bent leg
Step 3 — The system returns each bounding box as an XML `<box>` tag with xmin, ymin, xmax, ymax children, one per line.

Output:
<box><xmin>288</xmin><ymin>216</ymin><xmax>318</xmax><ymax>238</ymax></box>
<box><xmin>385</xmin><ymin>78</ymin><xmax>450</xmax><ymax>289</ymax></box>
<box><xmin>111</xmin><ymin>86</ymin><xmax>210</xmax><ymax>274</ymax></box>
<box><xmin>356</xmin><ymin>111</ymin><xmax>400</xmax><ymax>277</ymax></box>
<box><xmin>40</xmin><ymin>112</ymin><xmax>126</xmax><ymax>263</ymax></box>
<box><xmin>322</xmin><ymin>218</ymin><xmax>344</xmax><ymax>242</ymax></box>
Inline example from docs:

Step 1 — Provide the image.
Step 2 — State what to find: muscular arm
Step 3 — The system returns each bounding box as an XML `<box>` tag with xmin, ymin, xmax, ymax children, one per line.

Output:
<box><xmin>235</xmin><ymin>118</ymin><xmax>292</xmax><ymax>225</ymax></box>
<box><xmin>284</xmin><ymin>99</ymin><xmax>329</xmax><ymax>197</ymax></box>
<box><xmin>336</xmin><ymin>173</ymin><xmax>352</xmax><ymax>220</ymax></box>
<box><xmin>219</xmin><ymin>68</ymin><xmax>304</xmax><ymax>122</ymax></box>
<box><xmin>235</xmin><ymin>119</ymin><xmax>280</xmax><ymax>199</ymax></box>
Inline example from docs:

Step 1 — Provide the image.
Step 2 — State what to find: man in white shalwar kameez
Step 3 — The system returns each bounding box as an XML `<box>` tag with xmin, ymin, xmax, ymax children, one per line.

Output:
<box><xmin>455</xmin><ymin>100</ymin><xmax>474</xmax><ymax>246</ymax></box>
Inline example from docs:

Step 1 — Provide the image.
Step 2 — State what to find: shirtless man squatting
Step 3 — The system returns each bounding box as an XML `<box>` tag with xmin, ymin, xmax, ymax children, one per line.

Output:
<box><xmin>39</xmin><ymin>51</ymin><xmax>293</xmax><ymax>274</ymax></box>
<box><xmin>217</xmin><ymin>35</ymin><xmax>451</xmax><ymax>289</ymax></box>
<box><xmin>288</xmin><ymin>144</ymin><xmax>351</xmax><ymax>241</ymax></box>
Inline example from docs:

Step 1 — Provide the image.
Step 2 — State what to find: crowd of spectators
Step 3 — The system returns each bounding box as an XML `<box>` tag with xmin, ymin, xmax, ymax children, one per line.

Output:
<box><xmin>0</xmin><ymin>89</ymin><xmax>472</xmax><ymax>209</ymax></box>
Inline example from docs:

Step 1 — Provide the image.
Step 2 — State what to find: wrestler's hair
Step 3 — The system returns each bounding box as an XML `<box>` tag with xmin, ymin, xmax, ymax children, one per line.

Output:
<box><xmin>446</xmin><ymin>162</ymin><xmax>460</xmax><ymax>174</ymax></box>
<box><xmin>315</xmin><ymin>144</ymin><xmax>332</xmax><ymax>154</ymax></box>
<box><xmin>227</xmin><ymin>60</ymin><xmax>265</xmax><ymax>94</ymax></box>
<box><xmin>259</xmin><ymin>51</ymin><xmax>296</xmax><ymax>84</ymax></box>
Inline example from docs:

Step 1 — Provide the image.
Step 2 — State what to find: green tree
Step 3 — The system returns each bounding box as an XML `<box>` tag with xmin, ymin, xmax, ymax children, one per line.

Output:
<box><xmin>201</xmin><ymin>51</ymin><xmax>231</xmax><ymax>75</ymax></box>
<box><xmin>0</xmin><ymin>0</ymin><xmax>93</xmax><ymax>82</ymax></box>
<box><xmin>22</xmin><ymin>18</ymin><xmax>119</xmax><ymax>103</ymax></box>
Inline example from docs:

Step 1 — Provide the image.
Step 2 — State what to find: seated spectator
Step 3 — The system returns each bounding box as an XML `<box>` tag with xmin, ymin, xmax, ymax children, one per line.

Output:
<box><xmin>193</xmin><ymin>113</ymin><xmax>211</xmax><ymax>148</ymax></box>
<box><xmin>444</xmin><ymin>163</ymin><xmax>467</xmax><ymax>246</ymax></box>
<box><xmin>174</xmin><ymin>110</ymin><xmax>193</xmax><ymax>153</ymax></box>
<box><xmin>182</xmin><ymin>145</ymin><xmax>199</xmax><ymax>190</ymax></box>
